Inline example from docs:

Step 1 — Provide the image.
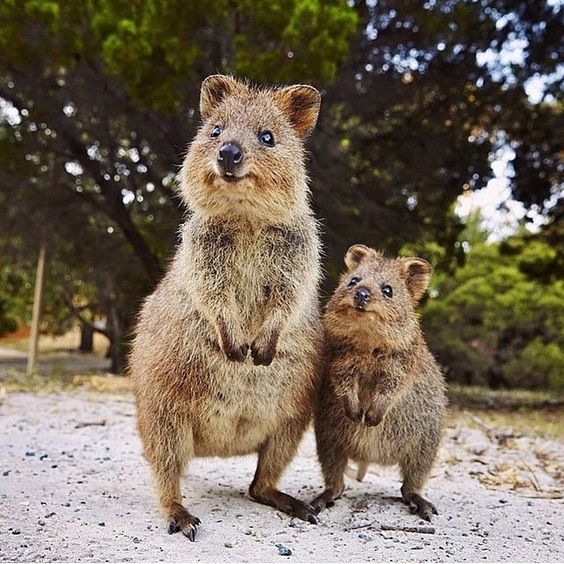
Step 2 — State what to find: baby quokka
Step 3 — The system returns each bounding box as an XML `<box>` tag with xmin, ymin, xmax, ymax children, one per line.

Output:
<box><xmin>313</xmin><ymin>244</ymin><xmax>447</xmax><ymax>521</ymax></box>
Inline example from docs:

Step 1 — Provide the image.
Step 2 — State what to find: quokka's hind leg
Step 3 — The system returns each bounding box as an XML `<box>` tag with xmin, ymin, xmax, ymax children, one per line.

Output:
<box><xmin>249</xmin><ymin>414</ymin><xmax>318</xmax><ymax>524</ymax></box>
<box><xmin>138</xmin><ymin>409</ymin><xmax>200</xmax><ymax>540</ymax></box>
<box><xmin>311</xmin><ymin>428</ymin><xmax>348</xmax><ymax>514</ymax></box>
<box><xmin>399</xmin><ymin>445</ymin><xmax>439</xmax><ymax>522</ymax></box>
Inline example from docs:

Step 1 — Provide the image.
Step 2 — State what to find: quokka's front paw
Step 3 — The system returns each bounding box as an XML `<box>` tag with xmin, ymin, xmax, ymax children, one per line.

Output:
<box><xmin>216</xmin><ymin>318</ymin><xmax>249</xmax><ymax>362</ymax></box>
<box><xmin>224</xmin><ymin>342</ymin><xmax>250</xmax><ymax>362</ymax></box>
<box><xmin>250</xmin><ymin>331</ymin><xmax>279</xmax><ymax>366</ymax></box>
<box><xmin>342</xmin><ymin>395</ymin><xmax>363</xmax><ymax>423</ymax></box>
<box><xmin>364</xmin><ymin>398</ymin><xmax>388</xmax><ymax>427</ymax></box>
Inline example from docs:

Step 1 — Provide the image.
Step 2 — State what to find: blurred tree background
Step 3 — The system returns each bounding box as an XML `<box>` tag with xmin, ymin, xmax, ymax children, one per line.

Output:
<box><xmin>0</xmin><ymin>0</ymin><xmax>561</xmax><ymax>387</ymax></box>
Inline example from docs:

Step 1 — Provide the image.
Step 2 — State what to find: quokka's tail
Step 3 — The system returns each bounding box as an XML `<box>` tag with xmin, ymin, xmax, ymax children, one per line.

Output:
<box><xmin>356</xmin><ymin>461</ymin><xmax>369</xmax><ymax>482</ymax></box>
<box><xmin>345</xmin><ymin>461</ymin><xmax>369</xmax><ymax>482</ymax></box>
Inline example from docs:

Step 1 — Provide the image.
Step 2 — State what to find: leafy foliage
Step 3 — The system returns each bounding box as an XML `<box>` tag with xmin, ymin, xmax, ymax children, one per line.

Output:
<box><xmin>0</xmin><ymin>0</ymin><xmax>561</xmax><ymax>381</ymax></box>
<box><xmin>423</xmin><ymin>221</ymin><xmax>564</xmax><ymax>391</ymax></box>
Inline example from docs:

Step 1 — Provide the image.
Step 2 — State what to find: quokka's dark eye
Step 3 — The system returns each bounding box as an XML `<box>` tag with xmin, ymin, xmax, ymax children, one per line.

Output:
<box><xmin>348</xmin><ymin>276</ymin><xmax>361</xmax><ymax>287</ymax></box>
<box><xmin>381</xmin><ymin>284</ymin><xmax>393</xmax><ymax>298</ymax></box>
<box><xmin>259</xmin><ymin>130</ymin><xmax>275</xmax><ymax>147</ymax></box>
<box><xmin>211</xmin><ymin>125</ymin><xmax>223</xmax><ymax>138</ymax></box>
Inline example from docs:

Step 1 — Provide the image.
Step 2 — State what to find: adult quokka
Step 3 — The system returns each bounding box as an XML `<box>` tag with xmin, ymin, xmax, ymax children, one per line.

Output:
<box><xmin>130</xmin><ymin>75</ymin><xmax>323</xmax><ymax>540</ymax></box>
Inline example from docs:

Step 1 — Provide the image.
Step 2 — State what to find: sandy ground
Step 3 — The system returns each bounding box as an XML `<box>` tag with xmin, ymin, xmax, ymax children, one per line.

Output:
<box><xmin>0</xmin><ymin>392</ymin><xmax>562</xmax><ymax>563</ymax></box>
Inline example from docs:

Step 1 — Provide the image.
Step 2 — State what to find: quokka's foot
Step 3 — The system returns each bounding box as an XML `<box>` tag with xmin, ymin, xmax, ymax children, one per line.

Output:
<box><xmin>311</xmin><ymin>488</ymin><xmax>337</xmax><ymax>514</ymax></box>
<box><xmin>403</xmin><ymin>491</ymin><xmax>438</xmax><ymax>522</ymax></box>
<box><xmin>166</xmin><ymin>501</ymin><xmax>202</xmax><ymax>541</ymax></box>
<box><xmin>251</xmin><ymin>488</ymin><xmax>318</xmax><ymax>524</ymax></box>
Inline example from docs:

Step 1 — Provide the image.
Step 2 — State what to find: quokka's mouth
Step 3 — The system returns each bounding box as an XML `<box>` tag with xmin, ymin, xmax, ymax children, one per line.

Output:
<box><xmin>340</xmin><ymin>301</ymin><xmax>367</xmax><ymax>313</ymax></box>
<box><xmin>347</xmin><ymin>301</ymin><xmax>375</xmax><ymax>315</ymax></box>
<box><xmin>219</xmin><ymin>173</ymin><xmax>245</xmax><ymax>184</ymax></box>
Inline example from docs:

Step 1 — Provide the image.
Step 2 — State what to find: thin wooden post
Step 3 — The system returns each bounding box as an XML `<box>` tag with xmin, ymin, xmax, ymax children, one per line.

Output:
<box><xmin>26</xmin><ymin>243</ymin><xmax>46</xmax><ymax>375</ymax></box>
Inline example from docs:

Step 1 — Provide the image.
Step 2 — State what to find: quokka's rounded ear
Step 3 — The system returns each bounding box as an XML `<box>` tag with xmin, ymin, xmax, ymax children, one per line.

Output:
<box><xmin>400</xmin><ymin>258</ymin><xmax>432</xmax><ymax>302</ymax></box>
<box><xmin>200</xmin><ymin>75</ymin><xmax>241</xmax><ymax>121</ymax></box>
<box><xmin>344</xmin><ymin>244</ymin><xmax>372</xmax><ymax>270</ymax></box>
<box><xmin>274</xmin><ymin>84</ymin><xmax>321</xmax><ymax>138</ymax></box>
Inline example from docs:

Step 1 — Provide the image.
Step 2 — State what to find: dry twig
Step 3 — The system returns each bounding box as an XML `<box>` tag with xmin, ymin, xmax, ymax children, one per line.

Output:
<box><xmin>344</xmin><ymin>522</ymin><xmax>436</xmax><ymax>534</ymax></box>
<box><xmin>75</xmin><ymin>420</ymin><xmax>106</xmax><ymax>428</ymax></box>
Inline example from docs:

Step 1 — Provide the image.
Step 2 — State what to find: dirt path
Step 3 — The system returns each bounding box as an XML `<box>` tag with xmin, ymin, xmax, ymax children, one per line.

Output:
<box><xmin>0</xmin><ymin>350</ymin><xmax>110</xmax><ymax>375</ymax></box>
<box><xmin>1</xmin><ymin>392</ymin><xmax>562</xmax><ymax>562</ymax></box>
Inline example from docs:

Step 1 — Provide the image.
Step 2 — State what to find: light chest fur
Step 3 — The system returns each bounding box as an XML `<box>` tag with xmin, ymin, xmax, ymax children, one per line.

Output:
<box><xmin>133</xmin><ymin>211</ymin><xmax>321</xmax><ymax>458</ymax></box>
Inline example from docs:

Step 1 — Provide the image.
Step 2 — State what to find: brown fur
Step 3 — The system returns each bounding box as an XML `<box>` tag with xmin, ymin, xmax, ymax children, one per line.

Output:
<box><xmin>129</xmin><ymin>75</ymin><xmax>323</xmax><ymax>539</ymax></box>
<box><xmin>312</xmin><ymin>246</ymin><xmax>447</xmax><ymax>521</ymax></box>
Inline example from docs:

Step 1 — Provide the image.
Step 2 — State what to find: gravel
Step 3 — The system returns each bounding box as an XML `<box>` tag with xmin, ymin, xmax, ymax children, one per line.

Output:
<box><xmin>0</xmin><ymin>392</ymin><xmax>562</xmax><ymax>562</ymax></box>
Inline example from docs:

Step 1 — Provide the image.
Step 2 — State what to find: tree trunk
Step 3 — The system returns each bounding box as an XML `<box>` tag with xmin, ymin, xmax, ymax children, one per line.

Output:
<box><xmin>106</xmin><ymin>300</ymin><xmax>123</xmax><ymax>374</ymax></box>
<box><xmin>463</xmin><ymin>371</ymin><xmax>473</xmax><ymax>386</ymax></box>
<box><xmin>486</xmin><ymin>367</ymin><xmax>510</xmax><ymax>390</ymax></box>
<box><xmin>26</xmin><ymin>243</ymin><xmax>46</xmax><ymax>375</ymax></box>
<box><xmin>79</xmin><ymin>322</ymin><xmax>94</xmax><ymax>353</ymax></box>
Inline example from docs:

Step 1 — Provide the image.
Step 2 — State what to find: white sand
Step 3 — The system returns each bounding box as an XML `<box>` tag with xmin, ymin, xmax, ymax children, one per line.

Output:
<box><xmin>0</xmin><ymin>392</ymin><xmax>562</xmax><ymax>562</ymax></box>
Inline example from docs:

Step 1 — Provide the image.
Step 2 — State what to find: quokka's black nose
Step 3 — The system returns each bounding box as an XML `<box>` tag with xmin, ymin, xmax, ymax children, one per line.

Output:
<box><xmin>218</xmin><ymin>143</ymin><xmax>243</xmax><ymax>176</ymax></box>
<box><xmin>354</xmin><ymin>286</ymin><xmax>371</xmax><ymax>308</ymax></box>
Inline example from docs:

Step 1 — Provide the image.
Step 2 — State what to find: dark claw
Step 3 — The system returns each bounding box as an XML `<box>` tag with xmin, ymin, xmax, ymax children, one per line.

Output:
<box><xmin>183</xmin><ymin>524</ymin><xmax>197</xmax><ymax>542</ymax></box>
<box><xmin>168</xmin><ymin>520</ymin><xmax>180</xmax><ymax>534</ymax></box>
<box><xmin>250</xmin><ymin>345</ymin><xmax>275</xmax><ymax>366</ymax></box>
<box><xmin>167</xmin><ymin>505</ymin><xmax>201</xmax><ymax>540</ymax></box>
<box><xmin>311</xmin><ymin>490</ymin><xmax>336</xmax><ymax>515</ymax></box>
<box><xmin>409</xmin><ymin>498</ymin><xmax>437</xmax><ymax>522</ymax></box>
<box><xmin>293</xmin><ymin>502</ymin><xmax>318</xmax><ymax>524</ymax></box>
<box><xmin>226</xmin><ymin>344</ymin><xmax>249</xmax><ymax>362</ymax></box>
<box><xmin>311</xmin><ymin>503</ymin><xmax>321</xmax><ymax>515</ymax></box>
<box><xmin>252</xmin><ymin>355</ymin><xmax>273</xmax><ymax>366</ymax></box>
<box><xmin>420</xmin><ymin>510</ymin><xmax>432</xmax><ymax>522</ymax></box>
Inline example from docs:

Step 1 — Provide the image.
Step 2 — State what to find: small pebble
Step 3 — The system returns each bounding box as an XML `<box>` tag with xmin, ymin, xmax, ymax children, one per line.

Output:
<box><xmin>12</xmin><ymin>528</ymin><xmax>21</xmax><ymax>535</ymax></box>
<box><xmin>276</xmin><ymin>543</ymin><xmax>292</xmax><ymax>556</ymax></box>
